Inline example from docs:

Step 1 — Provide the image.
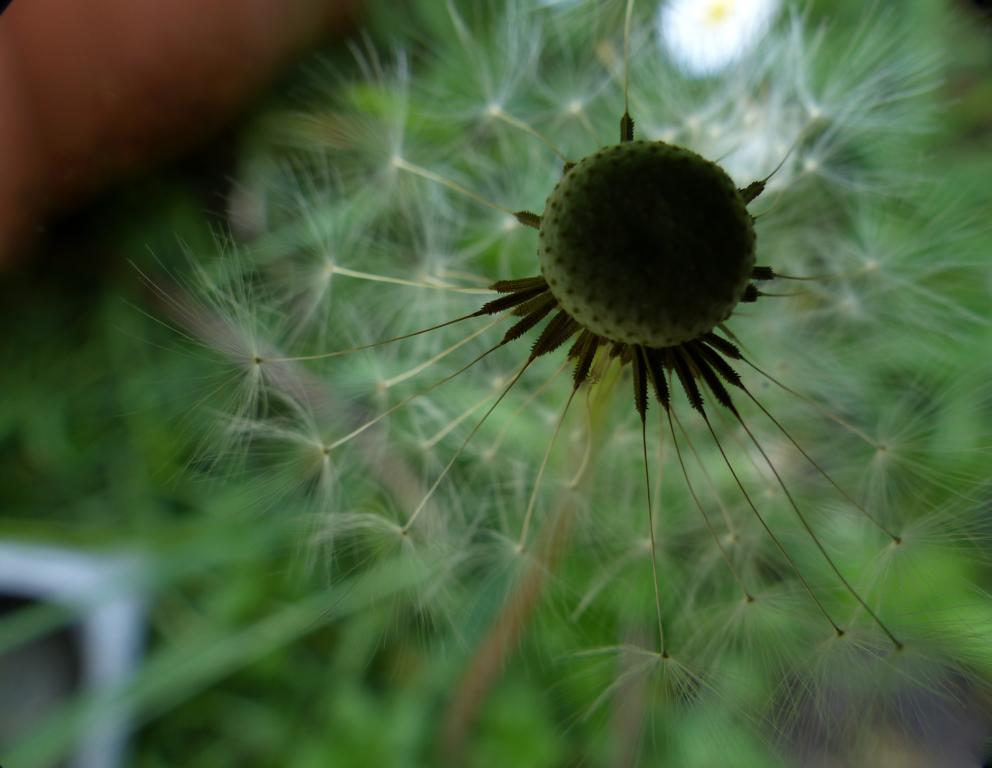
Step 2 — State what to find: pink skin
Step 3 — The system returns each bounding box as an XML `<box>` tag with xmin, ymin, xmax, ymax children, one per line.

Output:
<box><xmin>0</xmin><ymin>0</ymin><xmax>359</xmax><ymax>266</ymax></box>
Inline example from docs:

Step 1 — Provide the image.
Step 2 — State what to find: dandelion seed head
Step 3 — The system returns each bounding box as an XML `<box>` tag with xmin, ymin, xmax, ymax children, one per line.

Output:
<box><xmin>159</xmin><ymin>0</ymin><xmax>992</xmax><ymax>759</ymax></box>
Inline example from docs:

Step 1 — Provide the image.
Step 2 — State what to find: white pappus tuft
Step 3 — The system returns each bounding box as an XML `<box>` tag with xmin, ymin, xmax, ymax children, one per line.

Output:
<box><xmin>658</xmin><ymin>0</ymin><xmax>781</xmax><ymax>77</ymax></box>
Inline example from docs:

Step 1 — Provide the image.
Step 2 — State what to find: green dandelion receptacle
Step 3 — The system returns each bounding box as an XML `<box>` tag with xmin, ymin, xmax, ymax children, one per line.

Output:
<box><xmin>539</xmin><ymin>140</ymin><xmax>756</xmax><ymax>347</ymax></box>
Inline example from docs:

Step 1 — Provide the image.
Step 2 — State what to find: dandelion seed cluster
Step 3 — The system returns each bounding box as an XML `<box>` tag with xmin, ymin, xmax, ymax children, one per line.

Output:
<box><xmin>173</xmin><ymin>0</ymin><xmax>992</xmax><ymax>763</ymax></box>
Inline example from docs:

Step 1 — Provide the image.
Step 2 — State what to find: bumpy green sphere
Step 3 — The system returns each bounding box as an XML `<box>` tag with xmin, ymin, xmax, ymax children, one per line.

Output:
<box><xmin>538</xmin><ymin>141</ymin><xmax>756</xmax><ymax>347</ymax></box>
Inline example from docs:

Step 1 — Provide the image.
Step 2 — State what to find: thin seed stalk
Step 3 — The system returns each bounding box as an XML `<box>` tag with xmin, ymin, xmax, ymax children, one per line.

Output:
<box><xmin>437</xmin><ymin>354</ymin><xmax>622</xmax><ymax>765</ymax></box>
